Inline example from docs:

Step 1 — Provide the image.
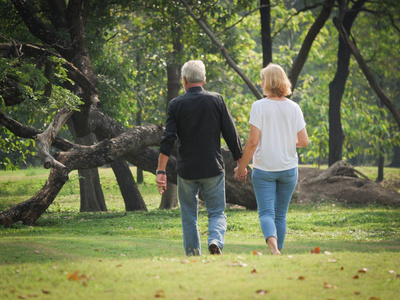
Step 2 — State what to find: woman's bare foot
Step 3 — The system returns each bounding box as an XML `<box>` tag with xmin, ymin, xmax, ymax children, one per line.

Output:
<box><xmin>266</xmin><ymin>237</ymin><xmax>281</xmax><ymax>255</ymax></box>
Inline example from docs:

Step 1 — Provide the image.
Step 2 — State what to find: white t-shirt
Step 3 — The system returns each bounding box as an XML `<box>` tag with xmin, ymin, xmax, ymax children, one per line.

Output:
<box><xmin>249</xmin><ymin>98</ymin><xmax>306</xmax><ymax>172</ymax></box>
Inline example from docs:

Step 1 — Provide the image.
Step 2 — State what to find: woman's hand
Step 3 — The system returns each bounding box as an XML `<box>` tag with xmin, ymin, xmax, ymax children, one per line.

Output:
<box><xmin>234</xmin><ymin>166</ymin><xmax>248</xmax><ymax>182</ymax></box>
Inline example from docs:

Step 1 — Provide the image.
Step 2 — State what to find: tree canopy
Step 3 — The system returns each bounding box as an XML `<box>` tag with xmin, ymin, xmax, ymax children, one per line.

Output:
<box><xmin>1</xmin><ymin>0</ymin><xmax>400</xmax><ymax>226</ymax></box>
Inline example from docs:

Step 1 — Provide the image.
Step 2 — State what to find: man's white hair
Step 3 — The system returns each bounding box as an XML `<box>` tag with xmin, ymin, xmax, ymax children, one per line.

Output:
<box><xmin>181</xmin><ymin>60</ymin><xmax>206</xmax><ymax>83</ymax></box>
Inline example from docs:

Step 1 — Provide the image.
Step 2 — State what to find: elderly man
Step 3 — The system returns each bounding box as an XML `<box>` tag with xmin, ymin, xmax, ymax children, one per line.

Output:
<box><xmin>156</xmin><ymin>60</ymin><xmax>243</xmax><ymax>256</ymax></box>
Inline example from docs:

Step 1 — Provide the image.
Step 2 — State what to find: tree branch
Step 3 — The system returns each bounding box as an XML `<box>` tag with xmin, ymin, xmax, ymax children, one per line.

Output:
<box><xmin>11</xmin><ymin>0</ymin><xmax>73</xmax><ymax>58</ymax></box>
<box><xmin>289</xmin><ymin>0</ymin><xmax>335</xmax><ymax>90</ymax></box>
<box><xmin>35</xmin><ymin>107</ymin><xmax>74</xmax><ymax>175</ymax></box>
<box><xmin>272</xmin><ymin>2</ymin><xmax>326</xmax><ymax>39</ymax></box>
<box><xmin>333</xmin><ymin>17</ymin><xmax>400</xmax><ymax>127</ymax></box>
<box><xmin>0</xmin><ymin>43</ymin><xmax>98</xmax><ymax>103</ymax></box>
<box><xmin>179</xmin><ymin>0</ymin><xmax>262</xmax><ymax>99</ymax></box>
<box><xmin>216</xmin><ymin>5</ymin><xmax>272</xmax><ymax>37</ymax></box>
<box><xmin>0</xmin><ymin>109</ymin><xmax>74</xmax><ymax>151</ymax></box>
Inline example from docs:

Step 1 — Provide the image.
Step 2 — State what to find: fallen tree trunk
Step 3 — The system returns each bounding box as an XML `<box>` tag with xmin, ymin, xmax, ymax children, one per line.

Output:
<box><xmin>0</xmin><ymin>169</ymin><xmax>68</xmax><ymax>227</ymax></box>
<box><xmin>296</xmin><ymin>161</ymin><xmax>400</xmax><ymax>206</ymax></box>
<box><xmin>0</xmin><ymin>118</ymin><xmax>257</xmax><ymax>226</ymax></box>
<box><xmin>126</xmin><ymin>147</ymin><xmax>257</xmax><ymax>209</ymax></box>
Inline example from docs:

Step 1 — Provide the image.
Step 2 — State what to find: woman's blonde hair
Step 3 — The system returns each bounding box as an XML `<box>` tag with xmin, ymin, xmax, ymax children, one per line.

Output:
<box><xmin>260</xmin><ymin>63</ymin><xmax>292</xmax><ymax>97</ymax></box>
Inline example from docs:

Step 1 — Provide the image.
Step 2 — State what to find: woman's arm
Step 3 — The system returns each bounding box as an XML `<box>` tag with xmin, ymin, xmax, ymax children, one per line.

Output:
<box><xmin>296</xmin><ymin>127</ymin><xmax>309</xmax><ymax>148</ymax></box>
<box><xmin>235</xmin><ymin>125</ymin><xmax>261</xmax><ymax>181</ymax></box>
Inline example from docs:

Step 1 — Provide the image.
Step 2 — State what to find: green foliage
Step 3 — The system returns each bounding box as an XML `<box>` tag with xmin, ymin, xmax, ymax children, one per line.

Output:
<box><xmin>0</xmin><ymin>55</ymin><xmax>83</xmax><ymax>169</ymax></box>
<box><xmin>1</xmin><ymin>0</ymin><xmax>400</xmax><ymax>170</ymax></box>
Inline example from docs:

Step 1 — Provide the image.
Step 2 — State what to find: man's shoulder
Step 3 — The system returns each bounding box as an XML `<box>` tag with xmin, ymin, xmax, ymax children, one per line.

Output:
<box><xmin>201</xmin><ymin>89</ymin><xmax>222</xmax><ymax>98</ymax></box>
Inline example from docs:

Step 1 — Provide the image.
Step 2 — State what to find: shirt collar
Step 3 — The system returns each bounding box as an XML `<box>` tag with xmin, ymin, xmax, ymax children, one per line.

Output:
<box><xmin>186</xmin><ymin>86</ymin><xmax>204</xmax><ymax>93</ymax></box>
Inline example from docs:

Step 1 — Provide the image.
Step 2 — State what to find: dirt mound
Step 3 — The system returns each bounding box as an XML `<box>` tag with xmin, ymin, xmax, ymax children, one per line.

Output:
<box><xmin>294</xmin><ymin>161</ymin><xmax>400</xmax><ymax>206</ymax></box>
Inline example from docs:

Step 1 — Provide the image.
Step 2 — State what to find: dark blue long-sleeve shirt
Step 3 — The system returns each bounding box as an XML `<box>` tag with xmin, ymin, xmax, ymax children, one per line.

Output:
<box><xmin>160</xmin><ymin>86</ymin><xmax>242</xmax><ymax>180</ymax></box>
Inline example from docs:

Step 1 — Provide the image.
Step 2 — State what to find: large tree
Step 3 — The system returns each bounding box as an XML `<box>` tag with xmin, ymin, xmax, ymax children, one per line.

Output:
<box><xmin>1</xmin><ymin>0</ymin><xmax>400</xmax><ymax>228</ymax></box>
<box><xmin>0</xmin><ymin>0</ymin><xmax>257</xmax><ymax>226</ymax></box>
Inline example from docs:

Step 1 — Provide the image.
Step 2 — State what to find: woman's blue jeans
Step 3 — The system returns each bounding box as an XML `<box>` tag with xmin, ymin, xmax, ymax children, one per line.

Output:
<box><xmin>177</xmin><ymin>172</ymin><xmax>227</xmax><ymax>256</ymax></box>
<box><xmin>252</xmin><ymin>167</ymin><xmax>298</xmax><ymax>250</ymax></box>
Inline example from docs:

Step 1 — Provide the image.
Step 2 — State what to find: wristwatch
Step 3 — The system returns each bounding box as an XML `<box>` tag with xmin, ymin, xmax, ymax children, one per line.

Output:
<box><xmin>156</xmin><ymin>170</ymin><xmax>166</xmax><ymax>175</ymax></box>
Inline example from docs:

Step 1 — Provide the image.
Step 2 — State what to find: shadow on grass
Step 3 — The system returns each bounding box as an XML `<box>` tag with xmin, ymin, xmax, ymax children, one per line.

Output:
<box><xmin>226</xmin><ymin>240</ymin><xmax>400</xmax><ymax>255</ymax></box>
<box><xmin>2</xmin><ymin>235</ymin><xmax>399</xmax><ymax>266</ymax></box>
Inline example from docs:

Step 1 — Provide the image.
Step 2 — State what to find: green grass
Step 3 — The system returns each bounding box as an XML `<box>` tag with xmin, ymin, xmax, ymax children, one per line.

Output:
<box><xmin>1</xmin><ymin>167</ymin><xmax>400</xmax><ymax>299</ymax></box>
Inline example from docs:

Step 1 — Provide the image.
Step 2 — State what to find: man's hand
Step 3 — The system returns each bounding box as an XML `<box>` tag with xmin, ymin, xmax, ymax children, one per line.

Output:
<box><xmin>156</xmin><ymin>174</ymin><xmax>167</xmax><ymax>195</ymax></box>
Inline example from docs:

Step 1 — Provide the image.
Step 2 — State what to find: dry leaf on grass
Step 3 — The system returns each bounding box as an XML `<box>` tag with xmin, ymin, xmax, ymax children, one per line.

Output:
<box><xmin>252</xmin><ymin>251</ymin><xmax>263</xmax><ymax>256</ymax></box>
<box><xmin>311</xmin><ymin>247</ymin><xmax>321</xmax><ymax>254</ymax></box>
<box><xmin>229</xmin><ymin>261</ymin><xmax>248</xmax><ymax>267</ymax></box>
<box><xmin>323</xmin><ymin>282</ymin><xmax>337</xmax><ymax>289</ymax></box>
<box><xmin>256</xmin><ymin>289</ymin><xmax>269</xmax><ymax>295</ymax></box>
<box><xmin>67</xmin><ymin>270</ymin><xmax>79</xmax><ymax>281</ymax></box>
<box><xmin>155</xmin><ymin>289</ymin><xmax>165</xmax><ymax>298</ymax></box>
<box><xmin>67</xmin><ymin>270</ymin><xmax>89</xmax><ymax>285</ymax></box>
<box><xmin>358</xmin><ymin>268</ymin><xmax>368</xmax><ymax>273</ymax></box>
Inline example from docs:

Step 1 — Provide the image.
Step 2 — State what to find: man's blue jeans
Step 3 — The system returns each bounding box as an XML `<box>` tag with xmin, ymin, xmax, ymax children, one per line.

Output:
<box><xmin>252</xmin><ymin>167</ymin><xmax>298</xmax><ymax>250</ymax></box>
<box><xmin>177</xmin><ymin>172</ymin><xmax>227</xmax><ymax>256</ymax></box>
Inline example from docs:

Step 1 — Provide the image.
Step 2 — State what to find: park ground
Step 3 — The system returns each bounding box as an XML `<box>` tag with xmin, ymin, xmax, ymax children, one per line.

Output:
<box><xmin>0</xmin><ymin>166</ymin><xmax>399</xmax><ymax>299</ymax></box>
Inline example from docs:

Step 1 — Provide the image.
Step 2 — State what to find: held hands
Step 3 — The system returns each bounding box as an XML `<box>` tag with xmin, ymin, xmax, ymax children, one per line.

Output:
<box><xmin>156</xmin><ymin>174</ymin><xmax>167</xmax><ymax>195</ymax></box>
<box><xmin>234</xmin><ymin>166</ymin><xmax>248</xmax><ymax>182</ymax></box>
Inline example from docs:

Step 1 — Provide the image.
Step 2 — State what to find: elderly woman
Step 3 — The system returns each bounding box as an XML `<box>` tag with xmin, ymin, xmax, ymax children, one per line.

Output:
<box><xmin>235</xmin><ymin>63</ymin><xmax>309</xmax><ymax>255</ymax></box>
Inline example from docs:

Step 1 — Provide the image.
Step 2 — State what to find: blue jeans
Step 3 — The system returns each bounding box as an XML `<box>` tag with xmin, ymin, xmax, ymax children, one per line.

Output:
<box><xmin>177</xmin><ymin>172</ymin><xmax>227</xmax><ymax>256</ymax></box>
<box><xmin>252</xmin><ymin>167</ymin><xmax>298</xmax><ymax>250</ymax></box>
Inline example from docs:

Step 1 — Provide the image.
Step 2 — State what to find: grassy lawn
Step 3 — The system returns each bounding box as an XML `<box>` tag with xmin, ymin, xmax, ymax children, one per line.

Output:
<box><xmin>0</xmin><ymin>166</ymin><xmax>399</xmax><ymax>299</ymax></box>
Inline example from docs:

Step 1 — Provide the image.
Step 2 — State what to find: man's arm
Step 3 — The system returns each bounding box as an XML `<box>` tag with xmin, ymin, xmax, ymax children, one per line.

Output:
<box><xmin>220</xmin><ymin>98</ymin><xmax>243</xmax><ymax>161</ymax></box>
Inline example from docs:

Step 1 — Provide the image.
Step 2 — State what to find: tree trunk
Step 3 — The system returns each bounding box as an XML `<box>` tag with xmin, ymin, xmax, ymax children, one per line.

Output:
<box><xmin>88</xmin><ymin>107</ymin><xmax>148</xmax><ymax>211</ymax></box>
<box><xmin>78</xmin><ymin>168</ymin><xmax>107</xmax><ymax>212</ymax></box>
<box><xmin>180</xmin><ymin>0</ymin><xmax>262</xmax><ymax>100</ymax></box>
<box><xmin>136</xmin><ymin>109</ymin><xmax>144</xmax><ymax>184</ymax></box>
<box><xmin>260</xmin><ymin>0</ymin><xmax>272</xmax><ymax>68</ymax></box>
<box><xmin>289</xmin><ymin>0</ymin><xmax>335</xmax><ymax>90</ymax></box>
<box><xmin>110</xmin><ymin>158</ymin><xmax>147</xmax><ymax>211</ymax></box>
<box><xmin>328</xmin><ymin>0</ymin><xmax>366</xmax><ymax>166</ymax></box>
<box><xmin>0</xmin><ymin>117</ymin><xmax>257</xmax><ymax>226</ymax></box>
<box><xmin>160</xmin><ymin>184</ymin><xmax>178</xmax><ymax>209</ymax></box>
<box><xmin>0</xmin><ymin>169</ymin><xmax>68</xmax><ymax>227</ymax></box>
<box><xmin>389</xmin><ymin>145</ymin><xmax>400</xmax><ymax>167</ymax></box>
<box><xmin>126</xmin><ymin>147</ymin><xmax>257</xmax><ymax>210</ymax></box>
<box><xmin>159</xmin><ymin>22</ymin><xmax>183</xmax><ymax>209</ymax></box>
<box><xmin>68</xmin><ymin>123</ymin><xmax>107</xmax><ymax>212</ymax></box>
<box><xmin>333</xmin><ymin>17</ymin><xmax>400</xmax><ymax>127</ymax></box>
<box><xmin>376</xmin><ymin>151</ymin><xmax>384</xmax><ymax>183</ymax></box>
